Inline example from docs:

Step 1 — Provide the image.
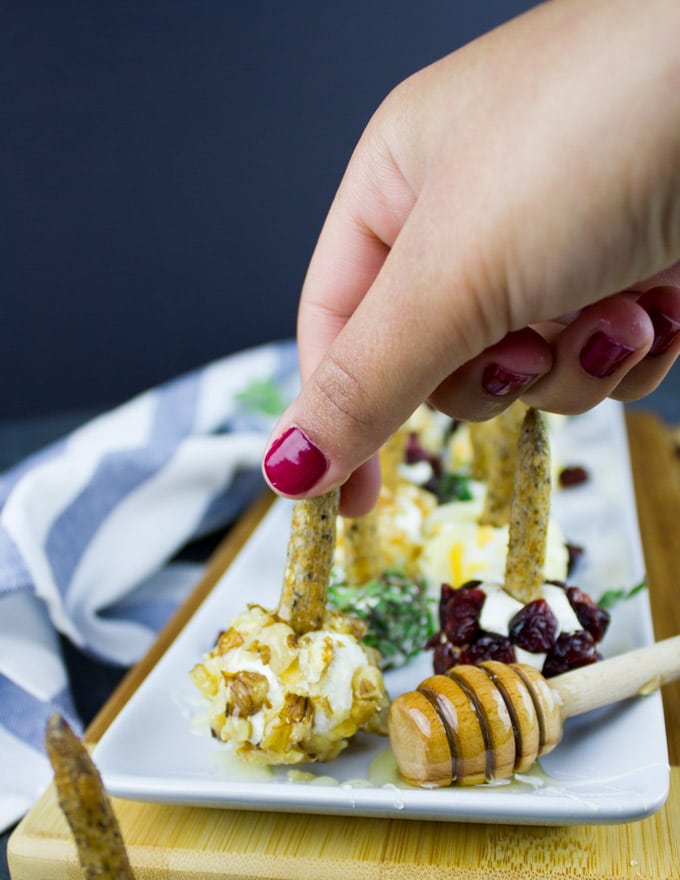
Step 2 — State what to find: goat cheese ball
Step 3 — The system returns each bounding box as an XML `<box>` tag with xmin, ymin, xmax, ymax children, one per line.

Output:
<box><xmin>190</xmin><ymin>604</ymin><xmax>389</xmax><ymax>765</ymax></box>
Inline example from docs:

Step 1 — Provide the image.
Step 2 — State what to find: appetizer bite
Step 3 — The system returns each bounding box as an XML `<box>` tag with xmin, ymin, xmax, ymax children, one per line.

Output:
<box><xmin>327</xmin><ymin>427</ymin><xmax>438</xmax><ymax>670</ymax></box>
<box><xmin>365</xmin><ymin>427</ymin><xmax>437</xmax><ymax>579</ymax></box>
<box><xmin>330</xmin><ymin>508</ymin><xmax>435</xmax><ymax>670</ymax></box>
<box><xmin>425</xmin><ymin>408</ymin><xmax>610</xmax><ymax>679</ymax></box>
<box><xmin>395</xmin><ymin>402</ymin><xmax>572</xmax><ymax>592</ymax></box>
<box><xmin>190</xmin><ymin>491</ymin><xmax>389</xmax><ymax>765</ymax></box>
<box><xmin>387</xmin><ymin>407</ymin><xmax>671</xmax><ymax>789</ymax></box>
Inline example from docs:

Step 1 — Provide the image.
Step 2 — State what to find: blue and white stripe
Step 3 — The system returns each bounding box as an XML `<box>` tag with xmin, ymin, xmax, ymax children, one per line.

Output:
<box><xmin>0</xmin><ymin>339</ymin><xmax>298</xmax><ymax>831</ymax></box>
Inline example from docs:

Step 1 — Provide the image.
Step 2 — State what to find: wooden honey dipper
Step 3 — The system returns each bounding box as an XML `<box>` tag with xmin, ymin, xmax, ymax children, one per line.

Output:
<box><xmin>388</xmin><ymin>633</ymin><xmax>680</xmax><ymax>787</ymax></box>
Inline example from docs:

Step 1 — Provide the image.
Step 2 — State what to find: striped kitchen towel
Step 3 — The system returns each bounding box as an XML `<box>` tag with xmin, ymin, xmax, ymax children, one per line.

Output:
<box><xmin>0</xmin><ymin>339</ymin><xmax>298</xmax><ymax>831</ymax></box>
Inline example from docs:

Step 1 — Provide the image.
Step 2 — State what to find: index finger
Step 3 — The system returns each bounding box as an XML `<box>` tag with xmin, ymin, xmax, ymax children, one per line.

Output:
<box><xmin>297</xmin><ymin>124</ymin><xmax>416</xmax><ymax>381</ymax></box>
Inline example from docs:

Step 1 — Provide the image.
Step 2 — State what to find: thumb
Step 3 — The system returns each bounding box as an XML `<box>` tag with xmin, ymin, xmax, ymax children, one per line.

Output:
<box><xmin>261</xmin><ymin>196</ymin><xmax>500</xmax><ymax>515</ymax></box>
<box><xmin>261</xmin><ymin>98</ymin><xmax>474</xmax><ymax>515</ymax></box>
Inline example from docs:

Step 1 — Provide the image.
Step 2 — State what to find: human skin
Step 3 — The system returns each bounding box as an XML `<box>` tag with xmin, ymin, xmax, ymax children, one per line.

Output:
<box><xmin>262</xmin><ymin>0</ymin><xmax>680</xmax><ymax>516</ymax></box>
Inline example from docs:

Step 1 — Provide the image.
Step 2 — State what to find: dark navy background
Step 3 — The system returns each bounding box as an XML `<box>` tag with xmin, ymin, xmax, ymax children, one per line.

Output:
<box><xmin>2</xmin><ymin>5</ymin><xmax>679</xmax><ymax>875</ymax></box>
<box><xmin>2</xmin><ymin>1</ymin><xmax>538</xmax><ymax>419</ymax></box>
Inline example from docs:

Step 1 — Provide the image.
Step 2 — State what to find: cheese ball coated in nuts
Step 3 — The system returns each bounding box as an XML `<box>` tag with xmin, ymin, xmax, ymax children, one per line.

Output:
<box><xmin>191</xmin><ymin>604</ymin><xmax>389</xmax><ymax>765</ymax></box>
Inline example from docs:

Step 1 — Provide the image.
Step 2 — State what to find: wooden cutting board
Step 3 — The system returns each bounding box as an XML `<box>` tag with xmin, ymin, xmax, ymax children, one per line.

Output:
<box><xmin>8</xmin><ymin>410</ymin><xmax>680</xmax><ymax>880</ymax></box>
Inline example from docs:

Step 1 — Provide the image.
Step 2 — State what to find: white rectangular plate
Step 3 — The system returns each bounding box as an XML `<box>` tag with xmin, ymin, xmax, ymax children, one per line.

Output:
<box><xmin>94</xmin><ymin>401</ymin><xmax>669</xmax><ymax>825</ymax></box>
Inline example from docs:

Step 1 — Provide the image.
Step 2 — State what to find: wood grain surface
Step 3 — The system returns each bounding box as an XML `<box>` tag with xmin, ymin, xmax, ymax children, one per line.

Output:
<box><xmin>626</xmin><ymin>410</ymin><xmax>680</xmax><ymax>761</ymax></box>
<box><xmin>8</xmin><ymin>410</ymin><xmax>680</xmax><ymax>880</ymax></box>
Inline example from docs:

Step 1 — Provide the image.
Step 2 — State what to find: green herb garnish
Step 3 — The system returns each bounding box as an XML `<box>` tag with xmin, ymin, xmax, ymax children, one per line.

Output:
<box><xmin>235</xmin><ymin>378</ymin><xmax>288</xmax><ymax>417</ymax></box>
<box><xmin>435</xmin><ymin>471</ymin><xmax>473</xmax><ymax>503</ymax></box>
<box><xmin>597</xmin><ymin>577</ymin><xmax>647</xmax><ymax>610</ymax></box>
<box><xmin>328</xmin><ymin>572</ymin><xmax>436</xmax><ymax>669</ymax></box>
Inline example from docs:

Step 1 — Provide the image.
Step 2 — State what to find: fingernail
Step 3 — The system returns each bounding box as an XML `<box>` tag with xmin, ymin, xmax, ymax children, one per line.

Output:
<box><xmin>482</xmin><ymin>364</ymin><xmax>538</xmax><ymax>397</ymax></box>
<box><xmin>263</xmin><ymin>426</ymin><xmax>329</xmax><ymax>494</ymax></box>
<box><xmin>579</xmin><ymin>332</ymin><xmax>635</xmax><ymax>378</ymax></box>
<box><xmin>647</xmin><ymin>309</ymin><xmax>680</xmax><ymax>356</ymax></box>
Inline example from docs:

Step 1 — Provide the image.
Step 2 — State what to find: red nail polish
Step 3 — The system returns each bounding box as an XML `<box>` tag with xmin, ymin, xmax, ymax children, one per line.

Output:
<box><xmin>264</xmin><ymin>426</ymin><xmax>329</xmax><ymax>494</ymax></box>
<box><xmin>647</xmin><ymin>309</ymin><xmax>680</xmax><ymax>356</ymax></box>
<box><xmin>482</xmin><ymin>364</ymin><xmax>538</xmax><ymax>397</ymax></box>
<box><xmin>579</xmin><ymin>332</ymin><xmax>635</xmax><ymax>378</ymax></box>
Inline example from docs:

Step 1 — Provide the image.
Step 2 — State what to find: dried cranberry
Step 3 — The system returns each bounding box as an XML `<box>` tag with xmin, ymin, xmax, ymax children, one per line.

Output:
<box><xmin>442</xmin><ymin>587</ymin><xmax>486</xmax><ymax>646</ymax></box>
<box><xmin>566</xmin><ymin>586</ymin><xmax>610</xmax><ymax>643</ymax></box>
<box><xmin>438</xmin><ymin>584</ymin><xmax>456</xmax><ymax>626</ymax></box>
<box><xmin>566</xmin><ymin>543</ymin><xmax>585</xmax><ymax>576</ymax></box>
<box><xmin>459</xmin><ymin>631</ymin><xmax>516</xmax><ymax>666</ymax></box>
<box><xmin>558</xmin><ymin>466</ymin><xmax>589</xmax><ymax>488</ymax></box>
<box><xmin>542</xmin><ymin>631</ymin><xmax>599</xmax><ymax>677</ymax></box>
<box><xmin>406</xmin><ymin>432</ymin><xmax>441</xmax><ymax>476</ymax></box>
<box><xmin>430</xmin><ymin>638</ymin><xmax>459</xmax><ymax>674</ymax></box>
<box><xmin>508</xmin><ymin>599</ymin><xmax>558</xmax><ymax>652</ymax></box>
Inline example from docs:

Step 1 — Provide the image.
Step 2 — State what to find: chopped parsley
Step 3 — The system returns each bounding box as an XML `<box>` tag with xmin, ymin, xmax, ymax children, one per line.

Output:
<box><xmin>328</xmin><ymin>572</ymin><xmax>436</xmax><ymax>669</ymax></box>
<box><xmin>434</xmin><ymin>471</ymin><xmax>474</xmax><ymax>503</ymax></box>
<box><xmin>597</xmin><ymin>578</ymin><xmax>647</xmax><ymax>610</ymax></box>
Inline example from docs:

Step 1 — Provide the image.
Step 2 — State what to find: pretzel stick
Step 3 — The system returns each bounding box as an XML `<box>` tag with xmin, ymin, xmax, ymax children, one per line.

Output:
<box><xmin>503</xmin><ymin>407</ymin><xmax>551</xmax><ymax>602</ymax></box>
<box><xmin>45</xmin><ymin>713</ymin><xmax>134</xmax><ymax>880</ymax></box>
<box><xmin>477</xmin><ymin>402</ymin><xmax>528</xmax><ymax>527</ymax></box>
<box><xmin>278</xmin><ymin>489</ymin><xmax>340</xmax><ymax>634</ymax></box>
<box><xmin>342</xmin><ymin>508</ymin><xmax>382</xmax><ymax>585</ymax></box>
<box><xmin>468</xmin><ymin>420</ymin><xmax>495</xmax><ymax>481</ymax></box>
<box><xmin>380</xmin><ymin>427</ymin><xmax>408</xmax><ymax>494</ymax></box>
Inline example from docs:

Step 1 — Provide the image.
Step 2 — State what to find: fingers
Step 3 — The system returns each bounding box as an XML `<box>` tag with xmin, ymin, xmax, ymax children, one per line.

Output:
<box><xmin>610</xmin><ymin>286</ymin><xmax>680</xmax><ymax>400</ymax></box>
<box><xmin>522</xmin><ymin>295</ymin><xmax>654</xmax><ymax>413</ymax></box>
<box><xmin>428</xmin><ymin>328</ymin><xmax>553</xmax><ymax>422</ymax></box>
<box><xmin>263</xmin><ymin>284</ymin><xmax>680</xmax><ymax>516</ymax></box>
<box><xmin>638</xmin><ymin>286</ymin><xmax>680</xmax><ymax>356</ymax></box>
<box><xmin>336</xmin><ymin>455</ymin><xmax>382</xmax><ymax>518</ymax></box>
<box><xmin>426</xmin><ymin>288</ymin><xmax>680</xmax><ymax>420</ymax></box>
<box><xmin>521</xmin><ymin>288</ymin><xmax>680</xmax><ymax>412</ymax></box>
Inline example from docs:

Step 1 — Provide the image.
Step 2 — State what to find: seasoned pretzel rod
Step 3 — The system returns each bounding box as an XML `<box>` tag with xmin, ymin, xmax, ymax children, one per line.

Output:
<box><xmin>380</xmin><ymin>427</ymin><xmax>408</xmax><ymax>494</ymax></box>
<box><xmin>468</xmin><ymin>420</ymin><xmax>495</xmax><ymax>481</ymax></box>
<box><xmin>278</xmin><ymin>489</ymin><xmax>340</xmax><ymax>634</ymax></box>
<box><xmin>45</xmin><ymin>713</ymin><xmax>134</xmax><ymax>880</ymax></box>
<box><xmin>503</xmin><ymin>407</ymin><xmax>551</xmax><ymax>603</ymax></box>
<box><xmin>478</xmin><ymin>401</ymin><xmax>528</xmax><ymax>527</ymax></box>
<box><xmin>389</xmin><ymin>634</ymin><xmax>680</xmax><ymax>787</ymax></box>
<box><xmin>342</xmin><ymin>507</ymin><xmax>382</xmax><ymax>585</ymax></box>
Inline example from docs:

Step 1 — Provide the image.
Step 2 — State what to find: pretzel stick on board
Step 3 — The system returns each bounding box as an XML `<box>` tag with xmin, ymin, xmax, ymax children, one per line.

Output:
<box><xmin>45</xmin><ymin>712</ymin><xmax>134</xmax><ymax>880</ymax></box>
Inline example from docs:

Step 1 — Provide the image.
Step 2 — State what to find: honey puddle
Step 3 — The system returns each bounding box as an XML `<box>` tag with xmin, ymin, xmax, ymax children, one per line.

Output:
<box><xmin>202</xmin><ymin>733</ymin><xmax>667</xmax><ymax>809</ymax></box>
<box><xmin>283</xmin><ymin>750</ymin><xmax>558</xmax><ymax>793</ymax></box>
<box><xmin>285</xmin><ymin>749</ymin><xmax>668</xmax><ymax>806</ymax></box>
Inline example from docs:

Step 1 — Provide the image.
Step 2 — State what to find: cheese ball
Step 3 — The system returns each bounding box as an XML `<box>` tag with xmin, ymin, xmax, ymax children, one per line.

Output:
<box><xmin>191</xmin><ymin>604</ymin><xmax>389</xmax><ymax>765</ymax></box>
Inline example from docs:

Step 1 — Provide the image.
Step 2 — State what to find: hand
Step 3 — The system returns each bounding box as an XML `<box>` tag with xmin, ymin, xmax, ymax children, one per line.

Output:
<box><xmin>262</xmin><ymin>0</ymin><xmax>680</xmax><ymax>515</ymax></box>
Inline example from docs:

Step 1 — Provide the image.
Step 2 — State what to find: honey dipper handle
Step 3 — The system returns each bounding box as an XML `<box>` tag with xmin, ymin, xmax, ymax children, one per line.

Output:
<box><xmin>549</xmin><ymin>634</ymin><xmax>680</xmax><ymax>720</ymax></box>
